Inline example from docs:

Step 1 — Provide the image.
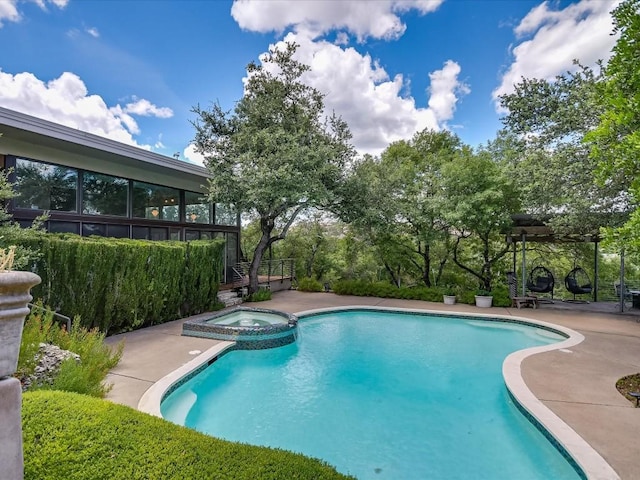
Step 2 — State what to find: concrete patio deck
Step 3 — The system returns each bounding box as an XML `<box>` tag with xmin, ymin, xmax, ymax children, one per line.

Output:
<box><xmin>105</xmin><ymin>290</ymin><xmax>640</xmax><ymax>479</ymax></box>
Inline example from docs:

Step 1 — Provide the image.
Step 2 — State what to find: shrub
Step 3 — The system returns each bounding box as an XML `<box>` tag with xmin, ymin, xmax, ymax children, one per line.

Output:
<box><xmin>17</xmin><ymin>304</ymin><xmax>122</xmax><ymax>397</ymax></box>
<box><xmin>244</xmin><ymin>288</ymin><xmax>272</xmax><ymax>302</ymax></box>
<box><xmin>491</xmin><ymin>283</ymin><xmax>512</xmax><ymax>307</ymax></box>
<box><xmin>297</xmin><ymin>277</ymin><xmax>323</xmax><ymax>292</ymax></box>
<box><xmin>22</xmin><ymin>390</ymin><xmax>354</xmax><ymax>480</ymax></box>
<box><xmin>459</xmin><ymin>289</ymin><xmax>477</xmax><ymax>305</ymax></box>
<box><xmin>331</xmin><ymin>280</ymin><xmax>444</xmax><ymax>302</ymax></box>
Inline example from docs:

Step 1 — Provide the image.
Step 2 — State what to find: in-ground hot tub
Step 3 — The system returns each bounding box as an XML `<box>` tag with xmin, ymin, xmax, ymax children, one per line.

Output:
<box><xmin>182</xmin><ymin>307</ymin><xmax>298</xmax><ymax>350</ymax></box>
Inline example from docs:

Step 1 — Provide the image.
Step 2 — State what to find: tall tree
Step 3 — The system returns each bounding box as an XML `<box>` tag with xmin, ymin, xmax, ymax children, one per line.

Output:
<box><xmin>342</xmin><ymin>130</ymin><xmax>461</xmax><ymax>287</ymax></box>
<box><xmin>192</xmin><ymin>43</ymin><xmax>355</xmax><ymax>293</ymax></box>
<box><xmin>498</xmin><ymin>64</ymin><xmax>628</xmax><ymax>235</ymax></box>
<box><xmin>439</xmin><ymin>150</ymin><xmax>519</xmax><ymax>291</ymax></box>
<box><xmin>588</xmin><ymin>0</ymin><xmax>640</xmax><ymax>251</ymax></box>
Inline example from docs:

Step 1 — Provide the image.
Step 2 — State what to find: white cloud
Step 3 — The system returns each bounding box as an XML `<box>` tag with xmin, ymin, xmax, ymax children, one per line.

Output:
<box><xmin>123</xmin><ymin>97</ymin><xmax>173</xmax><ymax>118</ymax></box>
<box><xmin>493</xmin><ymin>0</ymin><xmax>620</xmax><ymax>109</ymax></box>
<box><xmin>0</xmin><ymin>1</ymin><xmax>20</xmax><ymax>26</ymax></box>
<box><xmin>428</xmin><ymin>60</ymin><xmax>470</xmax><ymax>125</ymax></box>
<box><xmin>0</xmin><ymin>69</ymin><xmax>174</xmax><ymax>150</ymax></box>
<box><xmin>260</xmin><ymin>33</ymin><xmax>468</xmax><ymax>155</ymax></box>
<box><xmin>183</xmin><ymin>144</ymin><xmax>206</xmax><ymax>166</ymax></box>
<box><xmin>47</xmin><ymin>0</ymin><xmax>70</xmax><ymax>7</ymax></box>
<box><xmin>0</xmin><ymin>0</ymin><xmax>68</xmax><ymax>27</ymax></box>
<box><xmin>231</xmin><ymin>0</ymin><xmax>443</xmax><ymax>41</ymax></box>
<box><xmin>31</xmin><ymin>0</ymin><xmax>69</xmax><ymax>9</ymax></box>
<box><xmin>86</xmin><ymin>27</ymin><xmax>99</xmax><ymax>38</ymax></box>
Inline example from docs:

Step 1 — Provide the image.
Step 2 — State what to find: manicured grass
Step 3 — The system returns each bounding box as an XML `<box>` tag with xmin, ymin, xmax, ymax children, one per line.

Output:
<box><xmin>22</xmin><ymin>391</ymin><xmax>354</xmax><ymax>480</ymax></box>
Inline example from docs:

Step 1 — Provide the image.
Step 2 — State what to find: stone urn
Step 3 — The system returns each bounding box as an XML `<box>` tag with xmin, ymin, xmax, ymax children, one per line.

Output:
<box><xmin>0</xmin><ymin>271</ymin><xmax>41</xmax><ymax>378</ymax></box>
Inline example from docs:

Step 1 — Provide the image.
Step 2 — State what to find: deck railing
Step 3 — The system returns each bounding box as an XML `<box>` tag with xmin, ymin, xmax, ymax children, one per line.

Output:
<box><xmin>231</xmin><ymin>258</ymin><xmax>295</xmax><ymax>287</ymax></box>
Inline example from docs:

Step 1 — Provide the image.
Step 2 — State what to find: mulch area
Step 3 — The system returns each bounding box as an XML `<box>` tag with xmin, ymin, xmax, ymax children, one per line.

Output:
<box><xmin>616</xmin><ymin>373</ymin><xmax>640</xmax><ymax>406</ymax></box>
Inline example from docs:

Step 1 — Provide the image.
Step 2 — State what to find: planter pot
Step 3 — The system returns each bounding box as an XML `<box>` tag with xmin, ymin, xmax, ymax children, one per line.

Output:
<box><xmin>475</xmin><ymin>295</ymin><xmax>493</xmax><ymax>308</ymax></box>
<box><xmin>443</xmin><ymin>295</ymin><xmax>457</xmax><ymax>305</ymax></box>
<box><xmin>0</xmin><ymin>271</ymin><xmax>41</xmax><ymax>378</ymax></box>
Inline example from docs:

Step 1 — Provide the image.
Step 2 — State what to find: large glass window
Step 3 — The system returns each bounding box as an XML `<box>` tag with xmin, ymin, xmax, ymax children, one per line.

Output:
<box><xmin>48</xmin><ymin>221</ymin><xmax>80</xmax><ymax>234</ymax></box>
<box><xmin>215</xmin><ymin>203</ymin><xmax>238</xmax><ymax>226</ymax></box>
<box><xmin>185</xmin><ymin>191</ymin><xmax>211</xmax><ymax>224</ymax></box>
<box><xmin>132</xmin><ymin>226</ymin><xmax>149</xmax><ymax>239</ymax></box>
<box><xmin>132</xmin><ymin>181</ymin><xmax>179</xmax><ymax>221</ymax></box>
<box><xmin>106</xmin><ymin>224</ymin><xmax>130</xmax><ymax>238</ymax></box>
<box><xmin>169</xmin><ymin>228</ymin><xmax>181</xmax><ymax>241</ymax></box>
<box><xmin>82</xmin><ymin>172</ymin><xmax>128</xmax><ymax>216</ymax></box>
<box><xmin>14</xmin><ymin>158</ymin><xmax>77</xmax><ymax>211</ymax></box>
<box><xmin>82</xmin><ymin>223</ymin><xmax>106</xmax><ymax>237</ymax></box>
<box><xmin>185</xmin><ymin>230</ymin><xmax>200</xmax><ymax>241</ymax></box>
<box><xmin>149</xmin><ymin>227</ymin><xmax>168</xmax><ymax>241</ymax></box>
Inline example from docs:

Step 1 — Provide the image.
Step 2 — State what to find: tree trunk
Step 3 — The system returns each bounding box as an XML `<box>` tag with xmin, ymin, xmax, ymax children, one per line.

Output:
<box><xmin>384</xmin><ymin>261</ymin><xmax>401</xmax><ymax>287</ymax></box>
<box><xmin>249</xmin><ymin>221</ymin><xmax>273</xmax><ymax>294</ymax></box>
<box><xmin>249</xmin><ymin>207</ymin><xmax>305</xmax><ymax>294</ymax></box>
<box><xmin>421</xmin><ymin>244</ymin><xmax>432</xmax><ymax>287</ymax></box>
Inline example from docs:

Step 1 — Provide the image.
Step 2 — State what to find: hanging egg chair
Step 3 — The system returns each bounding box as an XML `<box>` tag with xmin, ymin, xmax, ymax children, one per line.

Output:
<box><xmin>526</xmin><ymin>266</ymin><xmax>555</xmax><ymax>299</ymax></box>
<box><xmin>564</xmin><ymin>267</ymin><xmax>592</xmax><ymax>302</ymax></box>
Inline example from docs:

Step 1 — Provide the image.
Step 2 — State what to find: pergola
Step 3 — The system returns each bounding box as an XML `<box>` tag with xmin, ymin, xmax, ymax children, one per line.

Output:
<box><xmin>505</xmin><ymin>214</ymin><xmax>626</xmax><ymax>309</ymax></box>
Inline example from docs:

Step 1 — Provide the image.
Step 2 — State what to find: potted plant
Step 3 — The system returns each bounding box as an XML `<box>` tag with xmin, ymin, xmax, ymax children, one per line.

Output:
<box><xmin>442</xmin><ymin>286</ymin><xmax>457</xmax><ymax>305</ymax></box>
<box><xmin>0</xmin><ymin>246</ymin><xmax>42</xmax><ymax>377</ymax></box>
<box><xmin>474</xmin><ymin>289</ymin><xmax>493</xmax><ymax>308</ymax></box>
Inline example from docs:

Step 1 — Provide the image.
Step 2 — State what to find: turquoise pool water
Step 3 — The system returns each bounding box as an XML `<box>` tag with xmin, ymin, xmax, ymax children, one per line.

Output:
<box><xmin>161</xmin><ymin>310</ymin><xmax>582</xmax><ymax>480</ymax></box>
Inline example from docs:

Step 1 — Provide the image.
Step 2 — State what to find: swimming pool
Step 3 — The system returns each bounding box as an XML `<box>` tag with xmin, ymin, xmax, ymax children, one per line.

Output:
<box><xmin>161</xmin><ymin>309</ymin><xmax>586</xmax><ymax>479</ymax></box>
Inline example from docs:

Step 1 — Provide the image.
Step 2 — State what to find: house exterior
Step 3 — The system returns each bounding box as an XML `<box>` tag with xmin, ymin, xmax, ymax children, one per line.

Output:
<box><xmin>0</xmin><ymin>107</ymin><xmax>239</xmax><ymax>283</ymax></box>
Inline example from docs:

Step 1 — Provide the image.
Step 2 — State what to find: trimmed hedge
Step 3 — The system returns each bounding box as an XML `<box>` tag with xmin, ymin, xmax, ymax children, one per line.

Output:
<box><xmin>11</xmin><ymin>234</ymin><xmax>224</xmax><ymax>334</ymax></box>
<box><xmin>22</xmin><ymin>391</ymin><xmax>353</xmax><ymax>480</ymax></box>
<box><xmin>332</xmin><ymin>279</ymin><xmax>512</xmax><ymax>306</ymax></box>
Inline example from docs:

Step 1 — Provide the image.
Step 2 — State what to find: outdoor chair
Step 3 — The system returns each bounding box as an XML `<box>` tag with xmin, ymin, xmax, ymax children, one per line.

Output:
<box><xmin>564</xmin><ymin>267</ymin><xmax>592</xmax><ymax>303</ymax></box>
<box><xmin>526</xmin><ymin>266</ymin><xmax>554</xmax><ymax>300</ymax></box>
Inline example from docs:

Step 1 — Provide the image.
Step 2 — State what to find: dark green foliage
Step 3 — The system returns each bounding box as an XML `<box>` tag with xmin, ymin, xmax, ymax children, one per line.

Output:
<box><xmin>297</xmin><ymin>277</ymin><xmax>323</xmax><ymax>292</ymax></box>
<box><xmin>10</xmin><ymin>234</ymin><xmax>224</xmax><ymax>334</ymax></box>
<box><xmin>332</xmin><ymin>279</ymin><xmax>513</xmax><ymax>306</ymax></box>
<box><xmin>244</xmin><ymin>288</ymin><xmax>273</xmax><ymax>302</ymax></box>
<box><xmin>17</xmin><ymin>305</ymin><xmax>122</xmax><ymax>397</ymax></box>
<box><xmin>22</xmin><ymin>391</ymin><xmax>353</xmax><ymax>480</ymax></box>
<box><xmin>490</xmin><ymin>284</ymin><xmax>512</xmax><ymax>307</ymax></box>
<box><xmin>458</xmin><ymin>289</ymin><xmax>478</xmax><ymax>305</ymax></box>
<box><xmin>182</xmin><ymin>240</ymin><xmax>226</xmax><ymax>314</ymax></box>
<box><xmin>332</xmin><ymin>280</ymin><xmax>443</xmax><ymax>302</ymax></box>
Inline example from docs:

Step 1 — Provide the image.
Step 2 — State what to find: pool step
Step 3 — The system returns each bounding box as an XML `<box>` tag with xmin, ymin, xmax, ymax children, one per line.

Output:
<box><xmin>217</xmin><ymin>290</ymin><xmax>243</xmax><ymax>307</ymax></box>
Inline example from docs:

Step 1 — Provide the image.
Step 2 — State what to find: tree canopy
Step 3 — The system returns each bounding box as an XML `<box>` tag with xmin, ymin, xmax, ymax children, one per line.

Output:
<box><xmin>192</xmin><ymin>42</ymin><xmax>355</xmax><ymax>293</ymax></box>
<box><xmin>497</xmin><ymin>64</ymin><xmax>628</xmax><ymax>236</ymax></box>
<box><xmin>588</xmin><ymin>0</ymin><xmax>640</xmax><ymax>252</ymax></box>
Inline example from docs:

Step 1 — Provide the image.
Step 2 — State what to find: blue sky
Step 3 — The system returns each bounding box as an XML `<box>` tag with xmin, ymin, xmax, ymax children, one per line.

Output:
<box><xmin>0</xmin><ymin>0</ymin><xmax>619</xmax><ymax>165</ymax></box>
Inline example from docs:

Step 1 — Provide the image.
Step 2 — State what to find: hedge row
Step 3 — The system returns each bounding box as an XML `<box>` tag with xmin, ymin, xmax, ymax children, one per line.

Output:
<box><xmin>331</xmin><ymin>279</ymin><xmax>512</xmax><ymax>306</ymax></box>
<box><xmin>23</xmin><ymin>390</ymin><xmax>353</xmax><ymax>480</ymax></box>
<box><xmin>12</xmin><ymin>234</ymin><xmax>225</xmax><ymax>334</ymax></box>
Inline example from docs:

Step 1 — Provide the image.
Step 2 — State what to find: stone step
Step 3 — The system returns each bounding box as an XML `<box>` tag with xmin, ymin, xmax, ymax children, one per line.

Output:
<box><xmin>217</xmin><ymin>290</ymin><xmax>243</xmax><ymax>307</ymax></box>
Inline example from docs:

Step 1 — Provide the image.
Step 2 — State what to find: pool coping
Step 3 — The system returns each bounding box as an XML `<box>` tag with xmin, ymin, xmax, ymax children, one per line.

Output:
<box><xmin>137</xmin><ymin>305</ymin><xmax>620</xmax><ymax>480</ymax></box>
<box><xmin>138</xmin><ymin>340</ymin><xmax>236</xmax><ymax>418</ymax></box>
